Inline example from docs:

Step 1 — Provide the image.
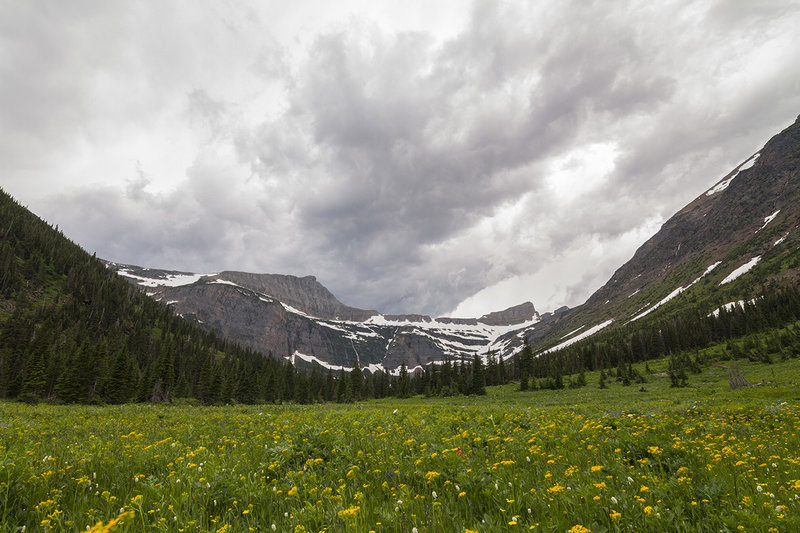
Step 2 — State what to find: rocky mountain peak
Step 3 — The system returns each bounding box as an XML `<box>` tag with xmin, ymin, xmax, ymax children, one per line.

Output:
<box><xmin>478</xmin><ymin>301</ymin><xmax>537</xmax><ymax>326</ymax></box>
<box><xmin>210</xmin><ymin>271</ymin><xmax>377</xmax><ymax>321</ymax></box>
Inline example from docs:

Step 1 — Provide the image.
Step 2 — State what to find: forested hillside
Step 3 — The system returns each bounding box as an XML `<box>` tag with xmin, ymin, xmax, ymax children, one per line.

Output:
<box><xmin>525</xmin><ymin>285</ymin><xmax>800</xmax><ymax>387</ymax></box>
<box><xmin>0</xmin><ymin>188</ymin><xmax>290</xmax><ymax>404</ymax></box>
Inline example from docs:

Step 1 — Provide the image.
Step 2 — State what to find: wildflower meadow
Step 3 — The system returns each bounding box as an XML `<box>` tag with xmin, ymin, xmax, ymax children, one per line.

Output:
<box><xmin>2</xmin><ymin>359</ymin><xmax>800</xmax><ymax>532</ymax></box>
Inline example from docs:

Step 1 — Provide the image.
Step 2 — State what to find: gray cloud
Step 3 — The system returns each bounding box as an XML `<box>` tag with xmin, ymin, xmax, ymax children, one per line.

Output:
<box><xmin>2</xmin><ymin>0</ymin><xmax>800</xmax><ymax>316</ymax></box>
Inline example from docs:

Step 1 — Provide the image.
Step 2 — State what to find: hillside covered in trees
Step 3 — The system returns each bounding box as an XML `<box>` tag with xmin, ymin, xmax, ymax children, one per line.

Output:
<box><xmin>0</xmin><ymin>189</ymin><xmax>305</xmax><ymax>404</ymax></box>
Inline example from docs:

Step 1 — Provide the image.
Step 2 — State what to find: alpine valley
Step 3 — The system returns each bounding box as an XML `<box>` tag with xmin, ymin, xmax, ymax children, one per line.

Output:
<box><xmin>109</xmin><ymin>114</ymin><xmax>800</xmax><ymax>373</ymax></box>
<box><xmin>2</xmin><ymin>114</ymin><xmax>800</xmax><ymax>404</ymax></box>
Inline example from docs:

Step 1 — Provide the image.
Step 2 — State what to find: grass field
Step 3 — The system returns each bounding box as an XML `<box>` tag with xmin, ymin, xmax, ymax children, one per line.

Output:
<box><xmin>2</xmin><ymin>357</ymin><xmax>800</xmax><ymax>532</ymax></box>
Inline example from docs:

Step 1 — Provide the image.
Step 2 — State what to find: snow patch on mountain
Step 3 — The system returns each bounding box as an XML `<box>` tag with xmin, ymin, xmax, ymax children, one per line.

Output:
<box><xmin>541</xmin><ymin>320</ymin><xmax>613</xmax><ymax>355</ymax></box>
<box><xmin>363</xmin><ymin>314</ymin><xmax>540</xmax><ymax>345</ymax></box>
<box><xmin>280</xmin><ymin>301</ymin><xmax>313</xmax><ymax>318</ymax></box>
<box><xmin>560</xmin><ymin>325</ymin><xmax>585</xmax><ymax>339</ymax></box>
<box><xmin>118</xmin><ymin>268</ymin><xmax>214</xmax><ymax>288</ymax></box>
<box><xmin>774</xmin><ymin>232</ymin><xmax>790</xmax><ymax>246</ymax></box>
<box><xmin>758</xmin><ymin>210</ymin><xmax>780</xmax><ymax>232</ymax></box>
<box><xmin>720</xmin><ymin>256</ymin><xmax>761</xmax><ymax>285</ymax></box>
<box><xmin>630</xmin><ymin>261</ymin><xmax>721</xmax><ymax>321</ymax></box>
<box><xmin>708</xmin><ymin>298</ymin><xmax>760</xmax><ymax>317</ymax></box>
<box><xmin>289</xmin><ymin>351</ymin><xmax>383</xmax><ymax>373</ymax></box>
<box><xmin>706</xmin><ymin>153</ymin><xmax>759</xmax><ymax>196</ymax></box>
<box><xmin>209</xmin><ymin>279</ymin><xmax>240</xmax><ymax>287</ymax></box>
<box><xmin>318</xmin><ymin>320</ymin><xmax>381</xmax><ymax>339</ymax></box>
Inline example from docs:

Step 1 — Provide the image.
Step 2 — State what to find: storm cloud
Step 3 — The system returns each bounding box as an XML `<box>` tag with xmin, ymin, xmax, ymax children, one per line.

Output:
<box><xmin>2</xmin><ymin>0</ymin><xmax>799</xmax><ymax>316</ymax></box>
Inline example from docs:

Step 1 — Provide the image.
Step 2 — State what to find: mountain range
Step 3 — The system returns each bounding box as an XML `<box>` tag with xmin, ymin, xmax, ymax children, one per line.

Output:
<box><xmin>108</xmin><ymin>262</ymin><xmax>540</xmax><ymax>373</ymax></box>
<box><xmin>109</xmin><ymin>114</ymin><xmax>800</xmax><ymax>373</ymax></box>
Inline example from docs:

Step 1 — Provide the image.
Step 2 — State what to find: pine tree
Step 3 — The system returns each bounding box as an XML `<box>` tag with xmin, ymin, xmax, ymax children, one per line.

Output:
<box><xmin>336</xmin><ymin>369</ymin><xmax>349</xmax><ymax>403</ymax></box>
<box><xmin>397</xmin><ymin>362</ymin><xmax>410</xmax><ymax>398</ymax></box>
<box><xmin>282</xmin><ymin>361</ymin><xmax>295</xmax><ymax>402</ymax></box>
<box><xmin>519</xmin><ymin>338</ymin><xmax>533</xmax><ymax>391</ymax></box>
<box><xmin>576</xmin><ymin>368</ymin><xmax>587</xmax><ymax>387</ymax></box>
<box><xmin>350</xmin><ymin>361</ymin><xmax>363</xmax><ymax>401</ymax></box>
<box><xmin>19</xmin><ymin>350</ymin><xmax>47</xmax><ymax>403</ymax></box>
<box><xmin>104</xmin><ymin>345</ymin><xmax>133</xmax><ymax>403</ymax></box>
<box><xmin>471</xmin><ymin>353</ymin><xmax>486</xmax><ymax>395</ymax></box>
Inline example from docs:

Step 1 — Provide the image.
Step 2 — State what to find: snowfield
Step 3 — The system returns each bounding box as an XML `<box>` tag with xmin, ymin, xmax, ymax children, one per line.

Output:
<box><xmin>758</xmin><ymin>210</ymin><xmax>780</xmax><ymax>232</ymax></box>
<box><xmin>117</xmin><ymin>269</ymin><xmax>214</xmax><ymax>288</ymax></box>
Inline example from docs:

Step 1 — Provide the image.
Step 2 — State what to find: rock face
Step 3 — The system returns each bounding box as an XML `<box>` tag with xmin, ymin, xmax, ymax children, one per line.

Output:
<box><xmin>110</xmin><ymin>264</ymin><xmax>541</xmax><ymax>371</ymax></box>
<box><xmin>478</xmin><ymin>302</ymin><xmax>537</xmax><ymax>326</ymax></box>
<box><xmin>211</xmin><ymin>272</ymin><xmax>376</xmax><ymax>321</ymax></box>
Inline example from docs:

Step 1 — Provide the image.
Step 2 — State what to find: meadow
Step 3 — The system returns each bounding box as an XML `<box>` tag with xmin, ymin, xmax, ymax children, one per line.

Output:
<box><xmin>1</xmin><ymin>357</ymin><xmax>799</xmax><ymax>532</ymax></box>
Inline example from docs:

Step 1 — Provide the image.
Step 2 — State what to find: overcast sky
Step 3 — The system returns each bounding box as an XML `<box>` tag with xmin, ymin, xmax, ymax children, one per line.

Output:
<box><xmin>2</xmin><ymin>1</ymin><xmax>799</xmax><ymax>317</ymax></box>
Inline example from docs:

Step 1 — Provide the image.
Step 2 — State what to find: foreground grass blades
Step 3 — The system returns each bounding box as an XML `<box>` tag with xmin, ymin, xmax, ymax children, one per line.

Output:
<box><xmin>1</xmin><ymin>359</ymin><xmax>800</xmax><ymax>532</ymax></box>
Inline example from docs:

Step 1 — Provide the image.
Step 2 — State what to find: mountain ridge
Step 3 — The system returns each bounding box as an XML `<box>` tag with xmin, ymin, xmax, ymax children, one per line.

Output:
<box><xmin>110</xmin><ymin>261</ymin><xmax>540</xmax><ymax>371</ymax></box>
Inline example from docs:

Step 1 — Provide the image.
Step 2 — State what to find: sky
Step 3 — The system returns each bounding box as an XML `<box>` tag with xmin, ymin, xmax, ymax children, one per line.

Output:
<box><xmin>2</xmin><ymin>0</ymin><xmax>800</xmax><ymax>318</ymax></box>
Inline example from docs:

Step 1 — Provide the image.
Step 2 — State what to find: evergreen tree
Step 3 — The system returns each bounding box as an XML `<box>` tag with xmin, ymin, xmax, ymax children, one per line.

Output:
<box><xmin>350</xmin><ymin>360</ymin><xmax>363</xmax><ymax>401</ymax></box>
<box><xmin>471</xmin><ymin>353</ymin><xmax>486</xmax><ymax>395</ymax></box>
<box><xmin>336</xmin><ymin>369</ymin><xmax>349</xmax><ymax>403</ymax></box>
<box><xmin>282</xmin><ymin>361</ymin><xmax>295</xmax><ymax>402</ymax></box>
<box><xmin>397</xmin><ymin>362</ymin><xmax>410</xmax><ymax>398</ymax></box>
<box><xmin>19</xmin><ymin>350</ymin><xmax>47</xmax><ymax>403</ymax></box>
<box><xmin>104</xmin><ymin>345</ymin><xmax>134</xmax><ymax>403</ymax></box>
<box><xmin>519</xmin><ymin>338</ymin><xmax>533</xmax><ymax>391</ymax></box>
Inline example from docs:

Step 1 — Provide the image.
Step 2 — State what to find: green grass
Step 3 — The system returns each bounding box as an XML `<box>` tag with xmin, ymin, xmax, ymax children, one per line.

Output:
<box><xmin>2</xmin><ymin>357</ymin><xmax>800</xmax><ymax>532</ymax></box>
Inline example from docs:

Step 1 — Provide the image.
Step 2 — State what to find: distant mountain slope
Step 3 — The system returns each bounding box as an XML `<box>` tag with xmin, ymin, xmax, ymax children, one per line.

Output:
<box><xmin>518</xmin><ymin>113</ymin><xmax>800</xmax><ymax>353</ymax></box>
<box><xmin>110</xmin><ymin>263</ymin><xmax>539</xmax><ymax>372</ymax></box>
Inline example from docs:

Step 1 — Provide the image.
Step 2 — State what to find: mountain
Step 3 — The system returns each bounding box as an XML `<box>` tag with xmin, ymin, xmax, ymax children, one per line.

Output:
<box><xmin>514</xmin><ymin>113</ymin><xmax>800</xmax><ymax>355</ymax></box>
<box><xmin>109</xmin><ymin>262</ymin><xmax>539</xmax><ymax>373</ymax></box>
<box><xmin>110</xmin><ymin>113</ymin><xmax>800</xmax><ymax>373</ymax></box>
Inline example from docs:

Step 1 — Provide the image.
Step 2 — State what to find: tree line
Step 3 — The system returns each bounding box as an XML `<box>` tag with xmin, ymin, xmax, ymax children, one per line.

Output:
<box><xmin>528</xmin><ymin>284</ymin><xmax>800</xmax><ymax>383</ymax></box>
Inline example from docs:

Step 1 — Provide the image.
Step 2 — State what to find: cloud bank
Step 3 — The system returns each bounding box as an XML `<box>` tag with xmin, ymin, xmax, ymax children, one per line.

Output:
<box><xmin>2</xmin><ymin>0</ymin><xmax>799</xmax><ymax>316</ymax></box>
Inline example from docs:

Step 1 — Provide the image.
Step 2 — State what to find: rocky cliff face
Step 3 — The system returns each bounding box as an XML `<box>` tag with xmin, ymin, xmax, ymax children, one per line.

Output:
<box><xmin>211</xmin><ymin>272</ymin><xmax>377</xmax><ymax>321</ymax></box>
<box><xmin>110</xmin><ymin>264</ymin><xmax>541</xmax><ymax>371</ymax></box>
<box><xmin>478</xmin><ymin>301</ymin><xmax>537</xmax><ymax>326</ymax></box>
